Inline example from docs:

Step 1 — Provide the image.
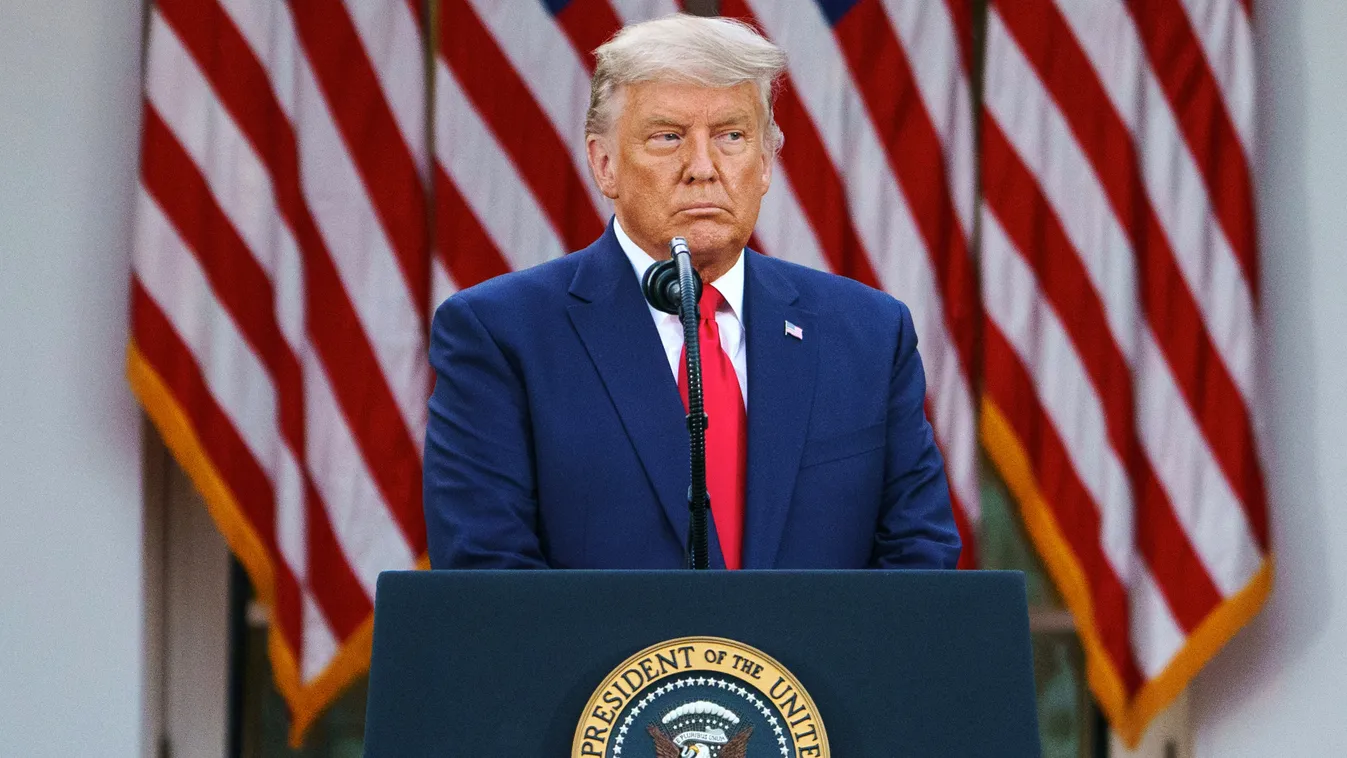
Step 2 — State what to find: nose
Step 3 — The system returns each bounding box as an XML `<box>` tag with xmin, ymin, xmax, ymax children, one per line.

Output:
<box><xmin>683</xmin><ymin>131</ymin><xmax>717</xmax><ymax>184</ymax></box>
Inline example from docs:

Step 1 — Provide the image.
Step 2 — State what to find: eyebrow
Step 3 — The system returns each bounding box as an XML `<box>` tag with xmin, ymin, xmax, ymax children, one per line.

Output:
<box><xmin>710</xmin><ymin>112</ymin><xmax>755</xmax><ymax>129</ymax></box>
<box><xmin>638</xmin><ymin>112</ymin><xmax>756</xmax><ymax>131</ymax></box>
<box><xmin>641</xmin><ymin>116</ymin><xmax>687</xmax><ymax>130</ymax></box>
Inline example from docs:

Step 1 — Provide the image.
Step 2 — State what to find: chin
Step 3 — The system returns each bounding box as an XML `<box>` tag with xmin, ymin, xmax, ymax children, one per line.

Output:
<box><xmin>680</xmin><ymin>220</ymin><xmax>747</xmax><ymax>257</ymax></box>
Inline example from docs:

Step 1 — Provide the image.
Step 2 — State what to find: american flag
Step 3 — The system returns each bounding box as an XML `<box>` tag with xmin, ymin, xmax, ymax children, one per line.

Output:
<box><xmin>979</xmin><ymin>0</ymin><xmax>1270</xmax><ymax>745</ymax></box>
<box><xmin>129</xmin><ymin>0</ymin><xmax>432</xmax><ymax>743</ymax></box>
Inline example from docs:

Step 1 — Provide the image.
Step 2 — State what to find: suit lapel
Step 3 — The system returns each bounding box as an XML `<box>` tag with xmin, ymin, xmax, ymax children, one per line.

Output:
<box><xmin>742</xmin><ymin>253</ymin><xmax>817</xmax><ymax>568</ymax></box>
<box><xmin>566</xmin><ymin>227</ymin><xmax>697</xmax><ymax>554</ymax></box>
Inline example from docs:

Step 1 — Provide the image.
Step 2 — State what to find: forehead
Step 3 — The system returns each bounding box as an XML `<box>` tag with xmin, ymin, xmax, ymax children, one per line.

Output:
<box><xmin>619</xmin><ymin>80</ymin><xmax>762</xmax><ymax>125</ymax></box>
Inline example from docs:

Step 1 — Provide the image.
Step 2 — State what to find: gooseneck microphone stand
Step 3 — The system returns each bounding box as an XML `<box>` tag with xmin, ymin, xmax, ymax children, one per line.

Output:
<box><xmin>641</xmin><ymin>237</ymin><xmax>710</xmax><ymax>570</ymax></box>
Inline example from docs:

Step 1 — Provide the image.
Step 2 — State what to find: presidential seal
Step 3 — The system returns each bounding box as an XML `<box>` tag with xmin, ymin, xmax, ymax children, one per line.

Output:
<box><xmin>572</xmin><ymin>636</ymin><xmax>829</xmax><ymax>758</ymax></box>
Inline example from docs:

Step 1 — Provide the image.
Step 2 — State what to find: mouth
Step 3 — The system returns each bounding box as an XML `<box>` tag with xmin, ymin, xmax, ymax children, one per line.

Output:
<box><xmin>677</xmin><ymin>204</ymin><xmax>727</xmax><ymax>217</ymax></box>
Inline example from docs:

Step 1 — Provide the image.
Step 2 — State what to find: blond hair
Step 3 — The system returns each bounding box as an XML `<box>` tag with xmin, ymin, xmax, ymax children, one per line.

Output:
<box><xmin>585</xmin><ymin>14</ymin><xmax>788</xmax><ymax>155</ymax></box>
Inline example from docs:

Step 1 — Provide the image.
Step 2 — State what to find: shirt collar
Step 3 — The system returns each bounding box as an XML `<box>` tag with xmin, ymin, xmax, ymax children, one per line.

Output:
<box><xmin>613</xmin><ymin>215</ymin><xmax>745</xmax><ymax>322</ymax></box>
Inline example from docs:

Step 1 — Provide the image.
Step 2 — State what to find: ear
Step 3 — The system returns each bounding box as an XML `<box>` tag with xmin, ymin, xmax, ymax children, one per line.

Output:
<box><xmin>586</xmin><ymin>134</ymin><xmax>620</xmax><ymax>199</ymax></box>
<box><xmin>757</xmin><ymin>143</ymin><xmax>774</xmax><ymax>197</ymax></box>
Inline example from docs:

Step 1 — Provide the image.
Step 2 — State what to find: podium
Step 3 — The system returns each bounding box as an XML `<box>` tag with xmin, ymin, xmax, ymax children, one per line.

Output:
<box><xmin>364</xmin><ymin>570</ymin><xmax>1040</xmax><ymax>757</ymax></box>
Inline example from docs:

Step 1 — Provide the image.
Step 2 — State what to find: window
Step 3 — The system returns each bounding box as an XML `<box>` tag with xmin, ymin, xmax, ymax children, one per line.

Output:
<box><xmin>979</xmin><ymin>456</ymin><xmax>1098</xmax><ymax>758</ymax></box>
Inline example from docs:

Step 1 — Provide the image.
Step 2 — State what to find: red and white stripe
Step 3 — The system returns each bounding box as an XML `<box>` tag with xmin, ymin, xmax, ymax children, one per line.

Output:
<box><xmin>980</xmin><ymin>0</ymin><xmax>1268</xmax><ymax>743</ymax></box>
<box><xmin>130</xmin><ymin>0</ymin><xmax>430</xmax><ymax>741</ymax></box>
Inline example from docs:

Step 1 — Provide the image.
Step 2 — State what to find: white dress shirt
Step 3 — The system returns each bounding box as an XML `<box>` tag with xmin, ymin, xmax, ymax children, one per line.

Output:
<box><xmin>614</xmin><ymin>217</ymin><xmax>748</xmax><ymax>407</ymax></box>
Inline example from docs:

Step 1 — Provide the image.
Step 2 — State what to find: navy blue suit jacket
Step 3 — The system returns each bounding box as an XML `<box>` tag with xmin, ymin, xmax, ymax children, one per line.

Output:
<box><xmin>424</xmin><ymin>224</ymin><xmax>961</xmax><ymax>570</ymax></box>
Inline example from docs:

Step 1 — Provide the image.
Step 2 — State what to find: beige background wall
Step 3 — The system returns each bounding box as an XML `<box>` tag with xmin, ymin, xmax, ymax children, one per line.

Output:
<box><xmin>1190</xmin><ymin>2</ymin><xmax>1347</xmax><ymax>754</ymax></box>
<box><xmin>0</xmin><ymin>1</ymin><xmax>148</xmax><ymax>756</ymax></box>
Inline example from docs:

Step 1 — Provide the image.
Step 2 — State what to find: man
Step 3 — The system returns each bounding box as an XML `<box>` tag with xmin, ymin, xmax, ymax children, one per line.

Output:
<box><xmin>424</xmin><ymin>14</ymin><xmax>960</xmax><ymax>570</ymax></box>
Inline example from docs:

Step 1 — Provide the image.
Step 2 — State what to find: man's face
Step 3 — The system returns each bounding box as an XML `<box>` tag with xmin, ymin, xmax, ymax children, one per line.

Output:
<box><xmin>587</xmin><ymin>80</ymin><xmax>773</xmax><ymax>270</ymax></box>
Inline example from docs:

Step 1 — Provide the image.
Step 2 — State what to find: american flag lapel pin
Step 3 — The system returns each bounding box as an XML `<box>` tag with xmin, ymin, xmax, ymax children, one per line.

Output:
<box><xmin>784</xmin><ymin>320</ymin><xmax>804</xmax><ymax>340</ymax></box>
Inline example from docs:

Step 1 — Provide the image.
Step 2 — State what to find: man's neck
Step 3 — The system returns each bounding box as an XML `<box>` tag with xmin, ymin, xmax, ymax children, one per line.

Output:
<box><xmin>615</xmin><ymin>217</ymin><xmax>742</xmax><ymax>285</ymax></box>
<box><xmin>691</xmin><ymin>253</ymin><xmax>739</xmax><ymax>285</ymax></box>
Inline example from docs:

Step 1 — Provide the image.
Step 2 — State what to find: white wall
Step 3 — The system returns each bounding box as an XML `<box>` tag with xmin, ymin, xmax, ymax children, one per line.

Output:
<box><xmin>1190</xmin><ymin>1</ymin><xmax>1347</xmax><ymax>755</ymax></box>
<box><xmin>0</xmin><ymin>2</ymin><xmax>148</xmax><ymax>756</ymax></box>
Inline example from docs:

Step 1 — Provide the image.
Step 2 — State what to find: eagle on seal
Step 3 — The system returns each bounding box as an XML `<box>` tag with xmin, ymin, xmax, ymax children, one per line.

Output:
<box><xmin>647</xmin><ymin>723</ymin><xmax>752</xmax><ymax>758</ymax></box>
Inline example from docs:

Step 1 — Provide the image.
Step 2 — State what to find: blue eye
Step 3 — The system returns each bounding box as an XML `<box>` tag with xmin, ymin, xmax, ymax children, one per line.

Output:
<box><xmin>726</xmin><ymin>131</ymin><xmax>744</xmax><ymax>140</ymax></box>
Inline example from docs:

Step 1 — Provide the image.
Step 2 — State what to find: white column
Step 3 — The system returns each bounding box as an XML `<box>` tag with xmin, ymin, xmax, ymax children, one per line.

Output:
<box><xmin>0</xmin><ymin>1</ymin><xmax>148</xmax><ymax>756</ymax></box>
<box><xmin>1190</xmin><ymin>0</ymin><xmax>1347</xmax><ymax>755</ymax></box>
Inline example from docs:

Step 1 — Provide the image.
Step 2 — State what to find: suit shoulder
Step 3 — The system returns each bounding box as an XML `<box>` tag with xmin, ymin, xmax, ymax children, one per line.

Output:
<box><xmin>432</xmin><ymin>250</ymin><xmax>586</xmax><ymax>330</ymax></box>
<box><xmin>455</xmin><ymin>253</ymin><xmax>578</xmax><ymax>305</ymax></box>
<box><xmin>755</xmin><ymin>253</ymin><xmax>910</xmax><ymax>321</ymax></box>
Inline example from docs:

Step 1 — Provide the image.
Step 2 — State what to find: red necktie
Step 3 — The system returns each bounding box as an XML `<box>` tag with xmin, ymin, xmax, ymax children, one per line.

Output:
<box><xmin>678</xmin><ymin>284</ymin><xmax>747</xmax><ymax>570</ymax></box>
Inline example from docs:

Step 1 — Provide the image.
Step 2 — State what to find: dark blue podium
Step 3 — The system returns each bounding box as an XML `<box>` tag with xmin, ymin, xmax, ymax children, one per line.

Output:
<box><xmin>364</xmin><ymin>570</ymin><xmax>1039</xmax><ymax>757</ymax></box>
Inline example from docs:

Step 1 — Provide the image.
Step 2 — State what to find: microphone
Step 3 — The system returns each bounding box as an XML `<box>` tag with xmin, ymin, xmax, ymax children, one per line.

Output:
<box><xmin>641</xmin><ymin>238</ymin><xmax>711</xmax><ymax>571</ymax></box>
<box><xmin>640</xmin><ymin>237</ymin><xmax>701</xmax><ymax>314</ymax></box>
